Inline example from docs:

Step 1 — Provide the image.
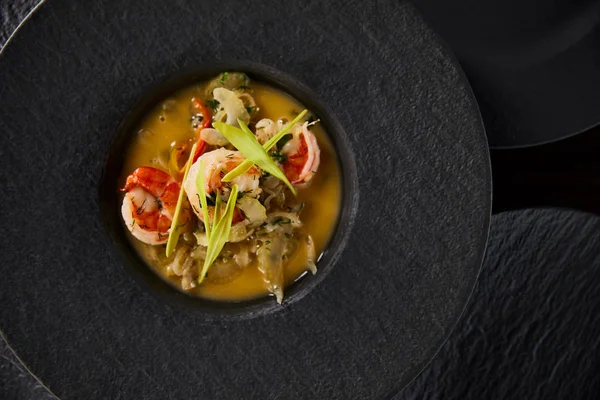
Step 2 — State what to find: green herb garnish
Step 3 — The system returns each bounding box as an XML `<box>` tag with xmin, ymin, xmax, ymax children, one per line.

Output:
<box><xmin>213</xmin><ymin>120</ymin><xmax>297</xmax><ymax>195</ymax></box>
<box><xmin>205</xmin><ymin>99</ymin><xmax>220</xmax><ymax>113</ymax></box>
<box><xmin>271</xmin><ymin>151</ymin><xmax>288</xmax><ymax>163</ymax></box>
<box><xmin>214</xmin><ymin>191</ymin><xmax>223</xmax><ymax>225</ymax></box>
<box><xmin>195</xmin><ymin>160</ymin><xmax>211</xmax><ymax>239</ymax></box>
<box><xmin>220</xmin><ymin>72</ymin><xmax>229</xmax><ymax>84</ymax></box>
<box><xmin>166</xmin><ymin>142</ymin><xmax>197</xmax><ymax>257</ymax></box>
<box><xmin>198</xmin><ymin>184</ymin><xmax>239</xmax><ymax>283</ymax></box>
<box><xmin>220</xmin><ymin>109</ymin><xmax>308</xmax><ymax>184</ymax></box>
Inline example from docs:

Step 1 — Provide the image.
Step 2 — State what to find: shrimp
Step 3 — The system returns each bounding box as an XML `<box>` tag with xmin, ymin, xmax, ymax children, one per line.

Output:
<box><xmin>254</xmin><ymin>118</ymin><xmax>279</xmax><ymax>145</ymax></box>
<box><xmin>280</xmin><ymin>122</ymin><xmax>320</xmax><ymax>188</ymax></box>
<box><xmin>184</xmin><ymin>148</ymin><xmax>261</xmax><ymax>223</ymax></box>
<box><xmin>121</xmin><ymin>167</ymin><xmax>189</xmax><ymax>245</ymax></box>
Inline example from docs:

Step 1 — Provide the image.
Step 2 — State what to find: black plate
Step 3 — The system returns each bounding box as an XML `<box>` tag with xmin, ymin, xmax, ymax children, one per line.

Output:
<box><xmin>413</xmin><ymin>0</ymin><xmax>600</xmax><ymax>148</ymax></box>
<box><xmin>0</xmin><ymin>1</ymin><xmax>491</xmax><ymax>399</ymax></box>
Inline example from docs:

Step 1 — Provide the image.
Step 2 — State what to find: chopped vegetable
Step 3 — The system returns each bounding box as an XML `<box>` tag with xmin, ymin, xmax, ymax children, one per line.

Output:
<box><xmin>221</xmin><ymin>109</ymin><xmax>308</xmax><ymax>182</ymax></box>
<box><xmin>237</xmin><ymin>196</ymin><xmax>267</xmax><ymax>227</ymax></box>
<box><xmin>166</xmin><ymin>143</ymin><xmax>197</xmax><ymax>257</ymax></box>
<box><xmin>198</xmin><ymin>184</ymin><xmax>239</xmax><ymax>284</ymax></box>
<box><xmin>257</xmin><ymin>230</ymin><xmax>286</xmax><ymax>303</ymax></box>
<box><xmin>195</xmin><ymin>160</ymin><xmax>211</xmax><ymax>239</ymax></box>
<box><xmin>212</xmin><ymin>88</ymin><xmax>250</xmax><ymax>127</ymax></box>
<box><xmin>214</xmin><ymin>191</ymin><xmax>223</xmax><ymax>225</ymax></box>
<box><xmin>213</xmin><ymin>121</ymin><xmax>296</xmax><ymax>195</ymax></box>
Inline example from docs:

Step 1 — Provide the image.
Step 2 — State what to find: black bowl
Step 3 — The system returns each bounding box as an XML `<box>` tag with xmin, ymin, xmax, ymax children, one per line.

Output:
<box><xmin>99</xmin><ymin>62</ymin><xmax>359</xmax><ymax>320</ymax></box>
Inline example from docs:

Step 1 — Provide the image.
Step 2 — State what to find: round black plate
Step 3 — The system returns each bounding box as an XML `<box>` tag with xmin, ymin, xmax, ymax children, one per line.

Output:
<box><xmin>0</xmin><ymin>1</ymin><xmax>491</xmax><ymax>399</ymax></box>
<box><xmin>413</xmin><ymin>0</ymin><xmax>600</xmax><ymax>148</ymax></box>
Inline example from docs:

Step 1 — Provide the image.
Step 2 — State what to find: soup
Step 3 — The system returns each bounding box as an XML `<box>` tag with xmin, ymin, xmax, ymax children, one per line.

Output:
<box><xmin>120</xmin><ymin>72</ymin><xmax>341</xmax><ymax>303</ymax></box>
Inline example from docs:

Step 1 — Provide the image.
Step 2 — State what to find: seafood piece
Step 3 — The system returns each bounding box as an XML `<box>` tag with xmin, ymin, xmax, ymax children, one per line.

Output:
<box><xmin>121</xmin><ymin>167</ymin><xmax>189</xmax><ymax>245</ymax></box>
<box><xmin>280</xmin><ymin>122</ymin><xmax>321</xmax><ymax>188</ymax></box>
<box><xmin>183</xmin><ymin>148</ymin><xmax>261</xmax><ymax>223</ymax></box>
<box><xmin>254</xmin><ymin>118</ymin><xmax>279</xmax><ymax>145</ymax></box>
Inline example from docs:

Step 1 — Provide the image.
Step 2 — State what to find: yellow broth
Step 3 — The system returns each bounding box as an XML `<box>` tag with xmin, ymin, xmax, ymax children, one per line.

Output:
<box><xmin>120</xmin><ymin>80</ymin><xmax>341</xmax><ymax>301</ymax></box>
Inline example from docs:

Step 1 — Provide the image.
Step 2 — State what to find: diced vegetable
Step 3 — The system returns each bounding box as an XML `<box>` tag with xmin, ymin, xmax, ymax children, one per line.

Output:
<box><xmin>166</xmin><ymin>143</ymin><xmax>197</xmax><ymax>257</ymax></box>
<box><xmin>221</xmin><ymin>109</ymin><xmax>308</xmax><ymax>182</ymax></box>
<box><xmin>213</xmin><ymin>121</ymin><xmax>297</xmax><ymax>195</ymax></box>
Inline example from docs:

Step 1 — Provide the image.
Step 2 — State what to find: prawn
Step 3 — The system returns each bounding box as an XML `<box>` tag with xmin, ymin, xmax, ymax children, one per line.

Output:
<box><xmin>184</xmin><ymin>148</ymin><xmax>261</xmax><ymax>223</ymax></box>
<box><xmin>255</xmin><ymin>119</ymin><xmax>320</xmax><ymax>187</ymax></box>
<box><xmin>280</xmin><ymin>122</ymin><xmax>320</xmax><ymax>188</ymax></box>
<box><xmin>121</xmin><ymin>167</ymin><xmax>190</xmax><ymax>245</ymax></box>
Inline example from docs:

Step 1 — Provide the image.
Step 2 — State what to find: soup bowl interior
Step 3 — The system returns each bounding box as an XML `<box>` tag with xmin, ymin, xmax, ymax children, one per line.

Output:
<box><xmin>99</xmin><ymin>61</ymin><xmax>358</xmax><ymax>320</ymax></box>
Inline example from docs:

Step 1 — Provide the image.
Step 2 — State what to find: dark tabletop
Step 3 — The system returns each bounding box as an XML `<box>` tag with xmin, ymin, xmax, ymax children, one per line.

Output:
<box><xmin>2</xmin><ymin>1</ymin><xmax>600</xmax><ymax>399</ymax></box>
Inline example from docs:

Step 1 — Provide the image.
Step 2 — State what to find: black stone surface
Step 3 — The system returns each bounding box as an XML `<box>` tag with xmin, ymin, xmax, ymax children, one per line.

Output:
<box><xmin>398</xmin><ymin>209</ymin><xmax>600</xmax><ymax>400</ymax></box>
<box><xmin>0</xmin><ymin>1</ymin><xmax>491</xmax><ymax>399</ymax></box>
<box><xmin>1</xmin><ymin>3</ymin><xmax>55</xmax><ymax>400</ymax></box>
<box><xmin>412</xmin><ymin>0</ymin><xmax>600</xmax><ymax>148</ymax></box>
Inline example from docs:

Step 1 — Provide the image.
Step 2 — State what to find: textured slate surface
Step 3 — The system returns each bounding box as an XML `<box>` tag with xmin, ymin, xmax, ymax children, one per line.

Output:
<box><xmin>0</xmin><ymin>1</ymin><xmax>490</xmax><ymax>399</ymax></box>
<box><xmin>1</xmin><ymin>3</ymin><xmax>54</xmax><ymax>400</ymax></box>
<box><xmin>398</xmin><ymin>209</ymin><xmax>600</xmax><ymax>399</ymax></box>
<box><xmin>3</xmin><ymin>3</ymin><xmax>600</xmax><ymax>400</ymax></box>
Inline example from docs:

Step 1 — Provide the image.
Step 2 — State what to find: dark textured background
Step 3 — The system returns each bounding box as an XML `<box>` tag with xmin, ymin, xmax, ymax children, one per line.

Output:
<box><xmin>0</xmin><ymin>1</ymin><xmax>490</xmax><ymax>399</ymax></box>
<box><xmin>2</xmin><ymin>1</ymin><xmax>600</xmax><ymax>399</ymax></box>
<box><xmin>1</xmin><ymin>3</ymin><xmax>58</xmax><ymax>398</ymax></box>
